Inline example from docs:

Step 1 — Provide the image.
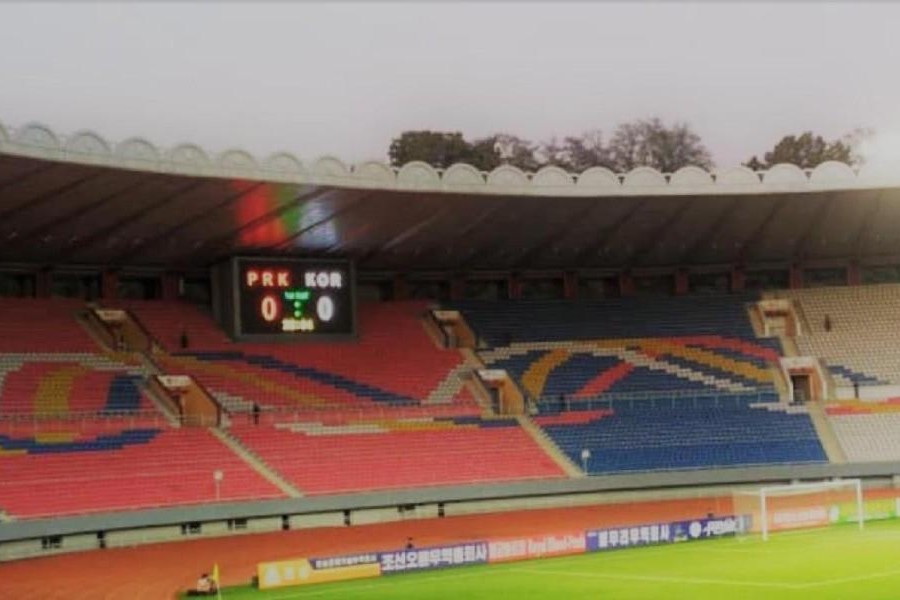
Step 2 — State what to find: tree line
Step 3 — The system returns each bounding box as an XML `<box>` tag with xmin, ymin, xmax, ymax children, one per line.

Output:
<box><xmin>388</xmin><ymin>118</ymin><xmax>869</xmax><ymax>173</ymax></box>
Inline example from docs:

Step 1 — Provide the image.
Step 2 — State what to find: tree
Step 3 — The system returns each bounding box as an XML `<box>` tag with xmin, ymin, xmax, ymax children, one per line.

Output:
<box><xmin>465</xmin><ymin>136</ymin><xmax>503</xmax><ymax>171</ymax></box>
<box><xmin>607</xmin><ymin>118</ymin><xmax>714</xmax><ymax>173</ymax></box>
<box><xmin>744</xmin><ymin>130</ymin><xmax>870</xmax><ymax>170</ymax></box>
<box><xmin>492</xmin><ymin>133</ymin><xmax>541</xmax><ymax>172</ymax></box>
<box><xmin>539</xmin><ymin>130</ymin><xmax>613</xmax><ymax>172</ymax></box>
<box><xmin>388</xmin><ymin>131</ymin><xmax>473</xmax><ymax>170</ymax></box>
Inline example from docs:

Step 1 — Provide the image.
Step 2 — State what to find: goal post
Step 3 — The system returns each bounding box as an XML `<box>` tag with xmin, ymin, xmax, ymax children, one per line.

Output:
<box><xmin>732</xmin><ymin>479</ymin><xmax>864</xmax><ymax>541</ymax></box>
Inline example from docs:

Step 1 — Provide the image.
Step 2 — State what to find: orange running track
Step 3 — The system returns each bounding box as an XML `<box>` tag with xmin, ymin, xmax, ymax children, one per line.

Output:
<box><xmin>0</xmin><ymin>496</ymin><xmax>729</xmax><ymax>599</ymax></box>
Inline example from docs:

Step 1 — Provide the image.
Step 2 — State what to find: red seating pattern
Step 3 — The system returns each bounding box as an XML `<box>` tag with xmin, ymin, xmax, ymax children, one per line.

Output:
<box><xmin>0</xmin><ymin>427</ymin><xmax>283</xmax><ymax>518</ymax></box>
<box><xmin>230</xmin><ymin>420</ymin><xmax>565</xmax><ymax>495</ymax></box>
<box><xmin>124</xmin><ymin>300</ymin><xmax>474</xmax><ymax>408</ymax></box>
<box><xmin>0</xmin><ymin>298</ymin><xmax>97</xmax><ymax>352</ymax></box>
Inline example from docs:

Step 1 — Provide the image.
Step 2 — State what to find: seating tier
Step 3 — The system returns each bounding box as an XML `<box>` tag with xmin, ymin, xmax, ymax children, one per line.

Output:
<box><xmin>230</xmin><ymin>417</ymin><xmax>565</xmax><ymax>495</ymax></box>
<box><xmin>0</xmin><ymin>427</ymin><xmax>283</xmax><ymax>518</ymax></box>
<box><xmin>537</xmin><ymin>405</ymin><xmax>826</xmax><ymax>473</ymax></box>
<box><xmin>122</xmin><ymin>300</ymin><xmax>474</xmax><ymax>410</ymax></box>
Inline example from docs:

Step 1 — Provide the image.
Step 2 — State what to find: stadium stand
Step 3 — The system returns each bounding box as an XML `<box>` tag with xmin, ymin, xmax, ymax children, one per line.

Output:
<box><xmin>774</xmin><ymin>284</ymin><xmax>900</xmax><ymax>388</ymax></box>
<box><xmin>0</xmin><ymin>426</ymin><xmax>283</xmax><ymax>518</ymax></box>
<box><xmin>0</xmin><ymin>300</ymin><xmax>281</xmax><ymax>519</ymax></box>
<box><xmin>452</xmin><ymin>296</ymin><xmax>829</xmax><ymax>472</ymax></box>
<box><xmin>121</xmin><ymin>300</ymin><xmax>476</xmax><ymax>413</ymax></box>
<box><xmin>535</xmin><ymin>403</ymin><xmax>826</xmax><ymax>473</ymax></box>
<box><xmin>455</xmin><ymin>295</ymin><xmax>782</xmax><ymax>401</ymax></box>
<box><xmin>0</xmin><ymin>299</ymin><xmax>152</xmax><ymax>416</ymax></box>
<box><xmin>826</xmin><ymin>400</ymin><xmax>900</xmax><ymax>462</ymax></box>
<box><xmin>228</xmin><ymin>416</ymin><xmax>566</xmax><ymax>494</ymax></box>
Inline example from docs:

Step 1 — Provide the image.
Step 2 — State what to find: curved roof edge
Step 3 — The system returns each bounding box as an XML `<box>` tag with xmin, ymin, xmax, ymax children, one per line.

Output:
<box><xmin>1</xmin><ymin>119</ymin><xmax>898</xmax><ymax>197</ymax></box>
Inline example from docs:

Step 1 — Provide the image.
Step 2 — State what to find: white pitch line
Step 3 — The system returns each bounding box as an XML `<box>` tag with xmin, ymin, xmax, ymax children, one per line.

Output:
<box><xmin>799</xmin><ymin>568</ymin><xmax>900</xmax><ymax>589</ymax></box>
<box><xmin>250</xmin><ymin>567</ymin><xmax>504</xmax><ymax>600</ymax></box>
<box><xmin>510</xmin><ymin>567</ymin><xmax>802</xmax><ymax>590</ymax></box>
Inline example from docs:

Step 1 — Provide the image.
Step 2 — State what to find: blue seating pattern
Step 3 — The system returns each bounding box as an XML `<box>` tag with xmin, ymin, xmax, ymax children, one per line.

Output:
<box><xmin>103</xmin><ymin>375</ymin><xmax>144</xmax><ymax>413</ymax></box>
<box><xmin>455</xmin><ymin>295</ymin><xmax>782</xmax><ymax>400</ymax></box>
<box><xmin>827</xmin><ymin>365</ymin><xmax>887</xmax><ymax>386</ymax></box>
<box><xmin>0</xmin><ymin>429</ymin><xmax>160</xmax><ymax>454</ymax></box>
<box><xmin>541</xmin><ymin>407</ymin><xmax>826</xmax><ymax>473</ymax></box>
<box><xmin>451</xmin><ymin>294</ymin><xmax>764</xmax><ymax>346</ymax></box>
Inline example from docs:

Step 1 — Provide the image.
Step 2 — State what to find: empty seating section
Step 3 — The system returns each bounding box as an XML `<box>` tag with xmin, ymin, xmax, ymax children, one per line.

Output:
<box><xmin>537</xmin><ymin>405</ymin><xmax>827</xmax><ymax>473</ymax></box>
<box><xmin>0</xmin><ymin>300</ymin><xmax>152</xmax><ymax>417</ymax></box>
<box><xmin>125</xmin><ymin>300</ymin><xmax>474</xmax><ymax>410</ymax></box>
<box><xmin>229</xmin><ymin>417</ymin><xmax>565</xmax><ymax>494</ymax></box>
<box><xmin>776</xmin><ymin>284</ymin><xmax>900</xmax><ymax>387</ymax></box>
<box><xmin>455</xmin><ymin>296</ymin><xmax>782</xmax><ymax>401</ymax></box>
<box><xmin>1</xmin><ymin>361</ymin><xmax>151</xmax><ymax>415</ymax></box>
<box><xmin>454</xmin><ymin>296</ymin><xmax>811</xmax><ymax>472</ymax></box>
<box><xmin>0</xmin><ymin>298</ymin><xmax>98</xmax><ymax>352</ymax></box>
<box><xmin>826</xmin><ymin>401</ymin><xmax>900</xmax><ymax>462</ymax></box>
<box><xmin>0</xmin><ymin>426</ymin><xmax>283</xmax><ymax>518</ymax></box>
<box><xmin>116</xmin><ymin>300</ymin><xmax>233</xmax><ymax>351</ymax></box>
<box><xmin>454</xmin><ymin>295</ymin><xmax>764</xmax><ymax>346</ymax></box>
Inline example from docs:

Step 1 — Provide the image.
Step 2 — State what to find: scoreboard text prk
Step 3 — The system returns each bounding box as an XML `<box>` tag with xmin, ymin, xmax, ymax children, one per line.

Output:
<box><xmin>238</xmin><ymin>260</ymin><xmax>354</xmax><ymax>337</ymax></box>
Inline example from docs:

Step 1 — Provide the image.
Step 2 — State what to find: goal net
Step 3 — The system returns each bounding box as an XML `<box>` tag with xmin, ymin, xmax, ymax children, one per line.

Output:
<box><xmin>732</xmin><ymin>479</ymin><xmax>864</xmax><ymax>541</ymax></box>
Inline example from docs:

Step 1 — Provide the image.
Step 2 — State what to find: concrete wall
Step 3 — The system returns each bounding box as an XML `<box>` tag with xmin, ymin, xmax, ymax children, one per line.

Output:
<box><xmin>3</xmin><ymin>462</ymin><xmax>900</xmax><ymax>562</ymax></box>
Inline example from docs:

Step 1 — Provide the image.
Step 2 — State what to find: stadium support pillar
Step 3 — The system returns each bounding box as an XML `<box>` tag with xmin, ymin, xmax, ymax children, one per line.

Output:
<box><xmin>618</xmin><ymin>272</ymin><xmax>635</xmax><ymax>296</ymax></box>
<box><xmin>101</xmin><ymin>270</ymin><xmax>118</xmax><ymax>301</ymax></box>
<box><xmin>674</xmin><ymin>269</ymin><xmax>689</xmax><ymax>295</ymax></box>
<box><xmin>848</xmin><ymin>262</ymin><xmax>861</xmax><ymax>286</ymax></box>
<box><xmin>161</xmin><ymin>274</ymin><xmax>179</xmax><ymax>301</ymax></box>
<box><xmin>393</xmin><ymin>274</ymin><xmax>409</xmax><ymax>300</ymax></box>
<box><xmin>35</xmin><ymin>268</ymin><xmax>51</xmax><ymax>298</ymax></box>
<box><xmin>730</xmin><ymin>266</ymin><xmax>745</xmax><ymax>292</ymax></box>
<box><xmin>450</xmin><ymin>275</ymin><xmax>465</xmax><ymax>300</ymax></box>
<box><xmin>508</xmin><ymin>273</ymin><xmax>522</xmax><ymax>300</ymax></box>
<box><xmin>563</xmin><ymin>272</ymin><xmax>578</xmax><ymax>299</ymax></box>
<box><xmin>789</xmin><ymin>264</ymin><xmax>803</xmax><ymax>289</ymax></box>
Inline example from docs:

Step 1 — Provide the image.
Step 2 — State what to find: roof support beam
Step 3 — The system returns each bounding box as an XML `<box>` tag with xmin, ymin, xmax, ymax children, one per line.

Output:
<box><xmin>791</xmin><ymin>192</ymin><xmax>836</xmax><ymax>260</ymax></box>
<box><xmin>113</xmin><ymin>181</ymin><xmax>268</xmax><ymax>265</ymax></box>
<box><xmin>0</xmin><ymin>171</ymin><xmax>102</xmax><ymax>222</ymax></box>
<box><xmin>852</xmin><ymin>190</ymin><xmax>885</xmax><ymax>259</ymax></box>
<box><xmin>625</xmin><ymin>198</ymin><xmax>693</xmax><ymax>268</ymax></box>
<box><xmin>180</xmin><ymin>186</ymin><xmax>340</xmax><ymax>264</ymax></box>
<box><xmin>679</xmin><ymin>196</ymin><xmax>742</xmax><ymax>264</ymax></box>
<box><xmin>0</xmin><ymin>175</ymin><xmax>156</xmax><ymax>252</ymax></box>
<box><xmin>61</xmin><ymin>180</ymin><xmax>206</xmax><ymax>261</ymax></box>
<box><xmin>512</xmin><ymin>202</ymin><xmax>600</xmax><ymax>269</ymax></box>
<box><xmin>733</xmin><ymin>198</ymin><xmax>785</xmax><ymax>264</ymax></box>
<box><xmin>571</xmin><ymin>199</ymin><xmax>649</xmax><ymax>266</ymax></box>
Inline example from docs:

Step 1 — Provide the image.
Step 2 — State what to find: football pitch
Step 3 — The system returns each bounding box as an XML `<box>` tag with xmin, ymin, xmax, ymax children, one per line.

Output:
<box><xmin>211</xmin><ymin>519</ymin><xmax>900</xmax><ymax>599</ymax></box>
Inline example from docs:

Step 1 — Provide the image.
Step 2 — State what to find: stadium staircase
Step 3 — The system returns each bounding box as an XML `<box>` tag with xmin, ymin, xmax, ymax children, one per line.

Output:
<box><xmin>516</xmin><ymin>415</ymin><xmax>583</xmax><ymax>477</ymax></box>
<box><xmin>208</xmin><ymin>427</ymin><xmax>302</xmax><ymax>498</ymax></box>
<box><xmin>805</xmin><ymin>401</ymin><xmax>847</xmax><ymax>463</ymax></box>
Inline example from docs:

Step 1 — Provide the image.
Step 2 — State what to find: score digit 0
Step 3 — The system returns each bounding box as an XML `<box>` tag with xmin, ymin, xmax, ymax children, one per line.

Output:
<box><xmin>261</xmin><ymin>295</ymin><xmax>280</xmax><ymax>322</ymax></box>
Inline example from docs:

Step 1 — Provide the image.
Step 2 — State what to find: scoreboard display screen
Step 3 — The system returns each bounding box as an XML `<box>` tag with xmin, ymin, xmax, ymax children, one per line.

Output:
<box><xmin>233</xmin><ymin>258</ymin><xmax>355</xmax><ymax>339</ymax></box>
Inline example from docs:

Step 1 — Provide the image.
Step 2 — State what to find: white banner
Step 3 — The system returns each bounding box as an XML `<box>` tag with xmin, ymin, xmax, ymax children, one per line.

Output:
<box><xmin>94</xmin><ymin>309</ymin><xmax>126</xmax><ymax>322</ymax></box>
<box><xmin>157</xmin><ymin>375</ymin><xmax>191</xmax><ymax>389</ymax></box>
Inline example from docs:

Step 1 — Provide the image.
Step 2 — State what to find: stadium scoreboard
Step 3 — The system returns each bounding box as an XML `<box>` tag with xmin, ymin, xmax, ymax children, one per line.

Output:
<box><xmin>215</xmin><ymin>257</ymin><xmax>356</xmax><ymax>341</ymax></box>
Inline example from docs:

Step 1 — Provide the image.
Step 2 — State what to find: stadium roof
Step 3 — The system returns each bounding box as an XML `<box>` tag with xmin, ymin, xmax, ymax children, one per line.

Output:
<box><xmin>2</xmin><ymin>120</ymin><xmax>900</xmax><ymax>272</ymax></box>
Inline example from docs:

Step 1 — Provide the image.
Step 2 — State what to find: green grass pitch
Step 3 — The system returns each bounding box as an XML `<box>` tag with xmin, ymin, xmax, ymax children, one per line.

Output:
<box><xmin>206</xmin><ymin>519</ymin><xmax>900</xmax><ymax>599</ymax></box>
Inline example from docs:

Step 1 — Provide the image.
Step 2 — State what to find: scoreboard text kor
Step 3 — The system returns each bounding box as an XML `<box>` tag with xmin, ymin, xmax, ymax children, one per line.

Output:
<box><xmin>237</xmin><ymin>259</ymin><xmax>355</xmax><ymax>337</ymax></box>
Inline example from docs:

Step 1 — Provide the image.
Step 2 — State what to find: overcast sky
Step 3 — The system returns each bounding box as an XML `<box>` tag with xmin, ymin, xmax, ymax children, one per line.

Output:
<box><xmin>1</xmin><ymin>1</ymin><xmax>898</xmax><ymax>169</ymax></box>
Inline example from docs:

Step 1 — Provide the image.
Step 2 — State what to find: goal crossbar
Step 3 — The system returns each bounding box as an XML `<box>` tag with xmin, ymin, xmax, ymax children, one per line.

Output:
<box><xmin>733</xmin><ymin>479</ymin><xmax>864</xmax><ymax>541</ymax></box>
